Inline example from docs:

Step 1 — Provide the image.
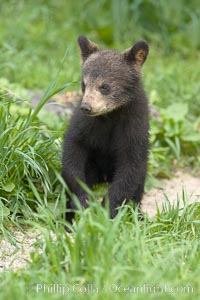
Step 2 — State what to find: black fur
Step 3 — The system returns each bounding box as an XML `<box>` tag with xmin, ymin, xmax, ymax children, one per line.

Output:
<box><xmin>62</xmin><ymin>37</ymin><xmax>149</xmax><ymax>221</ymax></box>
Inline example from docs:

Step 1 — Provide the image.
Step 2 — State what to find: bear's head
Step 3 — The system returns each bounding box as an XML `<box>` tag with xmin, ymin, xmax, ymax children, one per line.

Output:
<box><xmin>78</xmin><ymin>35</ymin><xmax>149</xmax><ymax>116</ymax></box>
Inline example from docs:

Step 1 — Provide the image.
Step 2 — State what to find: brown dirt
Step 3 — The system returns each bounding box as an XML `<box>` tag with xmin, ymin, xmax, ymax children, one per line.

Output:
<box><xmin>0</xmin><ymin>229</ymin><xmax>42</xmax><ymax>272</ymax></box>
<box><xmin>142</xmin><ymin>171</ymin><xmax>200</xmax><ymax>217</ymax></box>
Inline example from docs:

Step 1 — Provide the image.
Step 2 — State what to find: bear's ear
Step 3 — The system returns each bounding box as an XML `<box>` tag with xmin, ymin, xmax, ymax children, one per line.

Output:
<box><xmin>123</xmin><ymin>41</ymin><xmax>149</xmax><ymax>66</ymax></box>
<box><xmin>78</xmin><ymin>35</ymin><xmax>99</xmax><ymax>62</ymax></box>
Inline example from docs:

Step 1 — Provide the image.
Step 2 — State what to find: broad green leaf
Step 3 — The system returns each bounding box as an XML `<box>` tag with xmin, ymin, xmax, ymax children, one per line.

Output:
<box><xmin>182</xmin><ymin>133</ymin><xmax>200</xmax><ymax>142</ymax></box>
<box><xmin>2</xmin><ymin>182</ymin><xmax>15</xmax><ymax>192</ymax></box>
<box><xmin>162</xmin><ymin>103</ymin><xmax>188</xmax><ymax>121</ymax></box>
<box><xmin>0</xmin><ymin>206</ymin><xmax>10</xmax><ymax>220</ymax></box>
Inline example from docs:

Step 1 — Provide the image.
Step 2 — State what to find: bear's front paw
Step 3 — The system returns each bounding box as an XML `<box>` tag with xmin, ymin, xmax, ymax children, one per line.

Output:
<box><xmin>110</xmin><ymin>207</ymin><xmax>118</xmax><ymax>219</ymax></box>
<box><xmin>101</xmin><ymin>196</ymin><xmax>117</xmax><ymax>218</ymax></box>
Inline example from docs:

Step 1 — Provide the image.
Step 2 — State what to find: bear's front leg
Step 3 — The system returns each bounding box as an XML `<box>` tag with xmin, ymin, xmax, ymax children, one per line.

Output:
<box><xmin>62</xmin><ymin>137</ymin><xmax>89</xmax><ymax>209</ymax></box>
<box><xmin>108</xmin><ymin>156</ymin><xmax>147</xmax><ymax>218</ymax></box>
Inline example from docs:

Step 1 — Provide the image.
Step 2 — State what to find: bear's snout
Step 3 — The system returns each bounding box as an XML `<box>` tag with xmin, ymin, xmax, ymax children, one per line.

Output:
<box><xmin>80</xmin><ymin>102</ymin><xmax>92</xmax><ymax>114</ymax></box>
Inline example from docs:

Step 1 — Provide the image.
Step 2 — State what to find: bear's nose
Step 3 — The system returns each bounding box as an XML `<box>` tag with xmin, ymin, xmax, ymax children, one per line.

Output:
<box><xmin>80</xmin><ymin>103</ymin><xmax>92</xmax><ymax>114</ymax></box>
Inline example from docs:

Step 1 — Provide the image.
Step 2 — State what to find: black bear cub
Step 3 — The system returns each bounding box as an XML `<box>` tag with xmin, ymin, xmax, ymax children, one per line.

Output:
<box><xmin>62</xmin><ymin>36</ymin><xmax>149</xmax><ymax>221</ymax></box>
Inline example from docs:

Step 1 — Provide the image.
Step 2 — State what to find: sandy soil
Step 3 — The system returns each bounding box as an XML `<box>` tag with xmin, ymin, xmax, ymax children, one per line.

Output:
<box><xmin>142</xmin><ymin>171</ymin><xmax>200</xmax><ymax>217</ymax></box>
<box><xmin>0</xmin><ymin>229</ymin><xmax>42</xmax><ymax>272</ymax></box>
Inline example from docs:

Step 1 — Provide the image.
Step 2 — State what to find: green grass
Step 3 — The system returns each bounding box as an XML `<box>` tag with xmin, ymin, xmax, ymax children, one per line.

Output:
<box><xmin>1</xmin><ymin>200</ymin><xmax>200</xmax><ymax>299</ymax></box>
<box><xmin>0</xmin><ymin>1</ymin><xmax>200</xmax><ymax>299</ymax></box>
<box><xmin>0</xmin><ymin>0</ymin><xmax>200</xmax><ymax>89</ymax></box>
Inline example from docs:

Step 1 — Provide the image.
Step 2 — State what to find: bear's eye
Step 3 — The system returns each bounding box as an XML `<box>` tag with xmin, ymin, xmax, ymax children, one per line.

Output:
<box><xmin>81</xmin><ymin>81</ymin><xmax>86</xmax><ymax>93</ymax></box>
<box><xmin>99</xmin><ymin>83</ymin><xmax>110</xmax><ymax>95</ymax></box>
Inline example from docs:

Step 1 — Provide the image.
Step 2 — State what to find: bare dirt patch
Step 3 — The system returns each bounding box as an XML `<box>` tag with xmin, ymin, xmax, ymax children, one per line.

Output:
<box><xmin>142</xmin><ymin>171</ymin><xmax>200</xmax><ymax>217</ymax></box>
<box><xmin>0</xmin><ymin>229</ymin><xmax>42</xmax><ymax>272</ymax></box>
